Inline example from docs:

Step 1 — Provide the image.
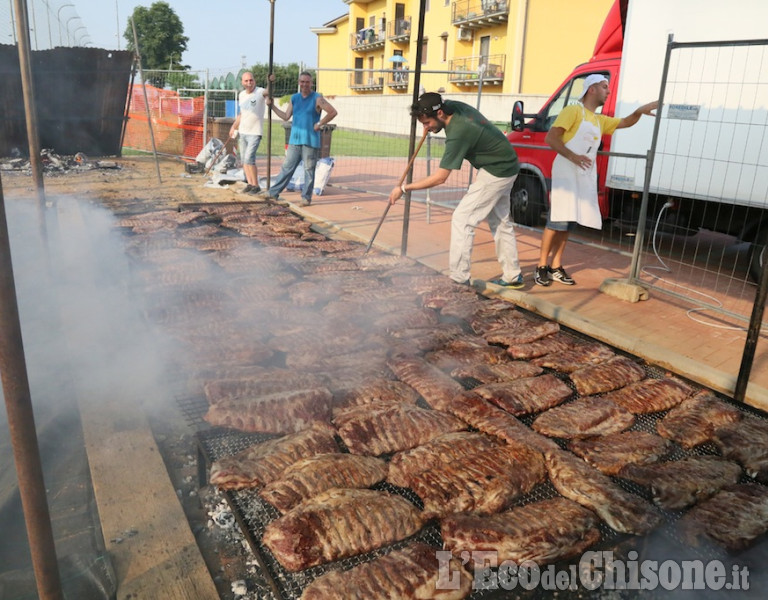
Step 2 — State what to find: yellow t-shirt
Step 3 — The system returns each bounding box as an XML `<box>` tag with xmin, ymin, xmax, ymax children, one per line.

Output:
<box><xmin>552</xmin><ymin>104</ymin><xmax>620</xmax><ymax>144</ymax></box>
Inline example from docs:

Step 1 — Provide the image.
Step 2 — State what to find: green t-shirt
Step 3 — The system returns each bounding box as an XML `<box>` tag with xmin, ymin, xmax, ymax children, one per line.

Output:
<box><xmin>439</xmin><ymin>100</ymin><xmax>519</xmax><ymax>178</ymax></box>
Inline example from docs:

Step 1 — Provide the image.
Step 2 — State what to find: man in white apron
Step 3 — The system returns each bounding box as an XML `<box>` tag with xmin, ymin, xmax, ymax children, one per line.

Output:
<box><xmin>536</xmin><ymin>73</ymin><xmax>657</xmax><ymax>286</ymax></box>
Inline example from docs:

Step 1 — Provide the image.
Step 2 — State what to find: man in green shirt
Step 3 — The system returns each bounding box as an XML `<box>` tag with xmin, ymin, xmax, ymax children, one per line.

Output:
<box><xmin>389</xmin><ymin>92</ymin><xmax>523</xmax><ymax>288</ymax></box>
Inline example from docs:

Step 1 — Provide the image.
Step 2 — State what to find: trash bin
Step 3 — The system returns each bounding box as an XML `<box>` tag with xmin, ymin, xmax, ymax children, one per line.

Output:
<box><xmin>281</xmin><ymin>123</ymin><xmax>336</xmax><ymax>158</ymax></box>
<box><xmin>320</xmin><ymin>124</ymin><xmax>336</xmax><ymax>159</ymax></box>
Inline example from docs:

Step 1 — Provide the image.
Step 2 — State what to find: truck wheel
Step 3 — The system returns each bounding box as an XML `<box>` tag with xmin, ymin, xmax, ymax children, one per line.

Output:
<box><xmin>748</xmin><ymin>228</ymin><xmax>768</xmax><ymax>284</ymax></box>
<box><xmin>510</xmin><ymin>176</ymin><xmax>546</xmax><ymax>227</ymax></box>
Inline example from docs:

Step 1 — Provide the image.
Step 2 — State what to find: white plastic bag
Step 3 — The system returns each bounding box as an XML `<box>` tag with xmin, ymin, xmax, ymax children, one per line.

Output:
<box><xmin>313</xmin><ymin>157</ymin><xmax>334</xmax><ymax>196</ymax></box>
<box><xmin>196</xmin><ymin>138</ymin><xmax>223</xmax><ymax>166</ymax></box>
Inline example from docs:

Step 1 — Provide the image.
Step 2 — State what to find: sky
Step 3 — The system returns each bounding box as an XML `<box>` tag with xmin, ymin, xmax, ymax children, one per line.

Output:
<box><xmin>67</xmin><ymin>0</ymin><xmax>348</xmax><ymax>74</ymax></box>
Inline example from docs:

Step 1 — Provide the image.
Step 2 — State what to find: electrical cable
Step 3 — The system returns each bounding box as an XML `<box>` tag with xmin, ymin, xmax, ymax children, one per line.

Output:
<box><xmin>641</xmin><ymin>203</ymin><xmax>747</xmax><ymax>331</ymax></box>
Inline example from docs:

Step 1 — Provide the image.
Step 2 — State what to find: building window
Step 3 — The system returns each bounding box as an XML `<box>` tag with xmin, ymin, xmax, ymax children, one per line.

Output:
<box><xmin>421</xmin><ymin>40</ymin><xmax>428</xmax><ymax>64</ymax></box>
<box><xmin>441</xmin><ymin>36</ymin><xmax>447</xmax><ymax>62</ymax></box>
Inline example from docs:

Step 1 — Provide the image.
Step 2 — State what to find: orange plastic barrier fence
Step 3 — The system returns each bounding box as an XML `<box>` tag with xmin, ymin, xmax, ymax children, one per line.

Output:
<box><xmin>124</xmin><ymin>84</ymin><xmax>205</xmax><ymax>159</ymax></box>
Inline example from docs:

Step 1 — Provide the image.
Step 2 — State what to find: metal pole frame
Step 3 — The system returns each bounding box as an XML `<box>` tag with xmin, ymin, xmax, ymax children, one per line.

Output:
<box><xmin>400</xmin><ymin>0</ymin><xmax>428</xmax><ymax>256</ymax></box>
<box><xmin>131</xmin><ymin>16</ymin><xmax>162</xmax><ymax>183</ymax></box>
<box><xmin>0</xmin><ymin>181</ymin><xmax>63</xmax><ymax>600</ymax></box>
<box><xmin>266</xmin><ymin>0</ymin><xmax>276</xmax><ymax>191</ymax></box>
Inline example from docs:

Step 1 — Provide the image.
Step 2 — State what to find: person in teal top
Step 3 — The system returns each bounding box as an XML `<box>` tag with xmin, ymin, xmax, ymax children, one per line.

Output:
<box><xmin>262</xmin><ymin>71</ymin><xmax>337</xmax><ymax>206</ymax></box>
<box><xmin>389</xmin><ymin>92</ymin><xmax>524</xmax><ymax>288</ymax></box>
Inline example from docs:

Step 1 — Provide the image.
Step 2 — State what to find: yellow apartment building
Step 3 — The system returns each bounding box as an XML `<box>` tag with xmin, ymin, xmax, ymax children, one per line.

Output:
<box><xmin>312</xmin><ymin>0</ymin><xmax>614</xmax><ymax>98</ymax></box>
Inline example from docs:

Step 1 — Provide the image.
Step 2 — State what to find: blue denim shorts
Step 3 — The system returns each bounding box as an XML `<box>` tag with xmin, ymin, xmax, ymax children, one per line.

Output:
<box><xmin>546</xmin><ymin>208</ymin><xmax>577</xmax><ymax>232</ymax></box>
<box><xmin>238</xmin><ymin>134</ymin><xmax>262</xmax><ymax>165</ymax></box>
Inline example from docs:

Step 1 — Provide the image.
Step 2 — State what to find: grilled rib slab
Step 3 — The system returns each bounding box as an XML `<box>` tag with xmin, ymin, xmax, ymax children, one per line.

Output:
<box><xmin>442</xmin><ymin>497</ymin><xmax>601</xmax><ymax>565</ymax></box>
<box><xmin>262</xmin><ymin>488</ymin><xmax>424</xmax><ymax>571</ymax></box>
<box><xmin>532</xmin><ymin>396</ymin><xmax>635</xmax><ymax>439</ymax></box>
<box><xmin>676</xmin><ymin>484</ymin><xmax>768</xmax><ymax>552</ymax></box>
<box><xmin>545</xmin><ymin>449</ymin><xmax>662</xmax><ymax>535</ymax></box>
<box><xmin>656</xmin><ymin>391</ymin><xmax>742</xmax><ymax>448</ymax></box>
<box><xmin>300</xmin><ymin>542</ymin><xmax>472</xmax><ymax>600</ymax></box>
<box><xmin>259</xmin><ymin>453</ymin><xmax>389</xmax><ymax>513</ymax></box>
<box><xmin>472</xmin><ymin>374</ymin><xmax>573</xmax><ymax>416</ymax></box>
<box><xmin>602</xmin><ymin>377</ymin><xmax>693</xmax><ymax>414</ymax></box>
<box><xmin>209</xmin><ymin>423</ymin><xmax>338</xmax><ymax>490</ymax></box>
<box><xmin>568</xmin><ymin>430</ymin><xmax>673</xmax><ymax>475</ymax></box>
<box><xmin>387</xmin><ymin>431</ymin><xmax>501</xmax><ymax>488</ymax></box>
<box><xmin>333</xmin><ymin>400</ymin><xmax>466</xmax><ymax>456</ymax></box>
<box><xmin>619</xmin><ymin>455</ymin><xmax>742</xmax><ymax>510</ymax></box>
<box><xmin>203</xmin><ymin>387</ymin><xmax>333</xmax><ymax>434</ymax></box>
<box><xmin>411</xmin><ymin>443</ymin><xmax>546</xmax><ymax>519</ymax></box>
<box><xmin>713</xmin><ymin>416</ymin><xmax>768</xmax><ymax>483</ymax></box>
<box><xmin>569</xmin><ymin>356</ymin><xmax>646</xmax><ymax>395</ymax></box>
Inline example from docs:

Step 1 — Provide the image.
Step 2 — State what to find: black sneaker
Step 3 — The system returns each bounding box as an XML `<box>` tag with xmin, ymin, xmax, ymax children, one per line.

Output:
<box><xmin>489</xmin><ymin>273</ymin><xmax>524</xmax><ymax>289</ymax></box>
<box><xmin>534</xmin><ymin>265</ymin><xmax>552</xmax><ymax>287</ymax></box>
<box><xmin>242</xmin><ymin>184</ymin><xmax>254</xmax><ymax>193</ymax></box>
<box><xmin>551</xmin><ymin>266</ymin><xmax>575</xmax><ymax>285</ymax></box>
<box><xmin>247</xmin><ymin>185</ymin><xmax>262</xmax><ymax>194</ymax></box>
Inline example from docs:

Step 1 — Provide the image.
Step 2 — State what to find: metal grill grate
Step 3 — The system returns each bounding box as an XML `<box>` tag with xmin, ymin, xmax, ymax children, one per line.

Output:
<box><xmin>152</xmin><ymin>217</ymin><xmax>768</xmax><ymax>598</ymax></box>
<box><xmin>192</xmin><ymin>335</ymin><xmax>768</xmax><ymax>600</ymax></box>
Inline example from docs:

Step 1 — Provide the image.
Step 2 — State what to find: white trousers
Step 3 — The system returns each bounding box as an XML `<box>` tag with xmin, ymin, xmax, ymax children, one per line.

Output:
<box><xmin>450</xmin><ymin>169</ymin><xmax>520</xmax><ymax>283</ymax></box>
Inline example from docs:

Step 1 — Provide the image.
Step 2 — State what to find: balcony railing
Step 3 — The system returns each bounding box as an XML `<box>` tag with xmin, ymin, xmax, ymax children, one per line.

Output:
<box><xmin>388</xmin><ymin>17</ymin><xmax>411</xmax><ymax>42</ymax></box>
<box><xmin>387</xmin><ymin>69</ymin><xmax>409</xmax><ymax>90</ymax></box>
<box><xmin>448</xmin><ymin>54</ymin><xmax>506</xmax><ymax>86</ymax></box>
<box><xmin>347</xmin><ymin>70</ymin><xmax>410</xmax><ymax>92</ymax></box>
<box><xmin>349</xmin><ymin>71</ymin><xmax>385</xmax><ymax>91</ymax></box>
<box><xmin>351</xmin><ymin>28</ymin><xmax>386</xmax><ymax>51</ymax></box>
<box><xmin>452</xmin><ymin>0</ymin><xmax>509</xmax><ymax>28</ymax></box>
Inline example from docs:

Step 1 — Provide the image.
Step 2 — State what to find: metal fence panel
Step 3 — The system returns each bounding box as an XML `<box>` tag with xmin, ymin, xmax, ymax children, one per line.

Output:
<box><xmin>631</xmin><ymin>39</ymin><xmax>768</xmax><ymax>326</ymax></box>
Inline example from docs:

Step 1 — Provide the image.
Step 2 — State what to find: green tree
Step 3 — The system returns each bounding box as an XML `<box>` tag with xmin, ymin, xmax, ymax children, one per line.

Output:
<box><xmin>248</xmin><ymin>63</ymin><xmax>316</xmax><ymax>98</ymax></box>
<box><xmin>125</xmin><ymin>2</ymin><xmax>189</xmax><ymax>76</ymax></box>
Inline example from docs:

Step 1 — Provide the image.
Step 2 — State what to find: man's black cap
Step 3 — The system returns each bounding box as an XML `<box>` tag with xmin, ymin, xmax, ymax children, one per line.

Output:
<box><xmin>411</xmin><ymin>92</ymin><xmax>443</xmax><ymax>117</ymax></box>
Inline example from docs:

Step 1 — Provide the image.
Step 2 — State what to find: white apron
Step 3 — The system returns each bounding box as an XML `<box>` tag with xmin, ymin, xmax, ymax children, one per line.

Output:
<box><xmin>550</xmin><ymin>107</ymin><xmax>603</xmax><ymax>229</ymax></box>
